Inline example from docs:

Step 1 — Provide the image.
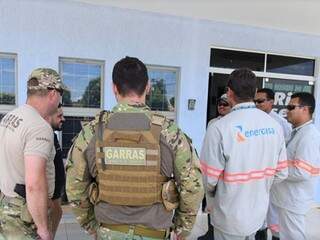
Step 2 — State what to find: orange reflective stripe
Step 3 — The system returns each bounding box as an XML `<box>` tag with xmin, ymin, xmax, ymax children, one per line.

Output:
<box><xmin>288</xmin><ymin>159</ymin><xmax>320</xmax><ymax>176</ymax></box>
<box><xmin>223</xmin><ymin>168</ymin><xmax>276</xmax><ymax>183</ymax></box>
<box><xmin>276</xmin><ymin>160</ymin><xmax>288</xmax><ymax>170</ymax></box>
<box><xmin>200</xmin><ymin>160</ymin><xmax>288</xmax><ymax>184</ymax></box>
<box><xmin>200</xmin><ymin>161</ymin><xmax>223</xmax><ymax>178</ymax></box>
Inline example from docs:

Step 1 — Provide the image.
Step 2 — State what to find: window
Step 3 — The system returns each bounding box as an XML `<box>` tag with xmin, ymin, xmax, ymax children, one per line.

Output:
<box><xmin>209</xmin><ymin>47</ymin><xmax>316</xmax><ymax>121</ymax></box>
<box><xmin>61</xmin><ymin>116</ymin><xmax>94</xmax><ymax>158</ymax></box>
<box><xmin>267</xmin><ymin>55</ymin><xmax>314</xmax><ymax>76</ymax></box>
<box><xmin>146</xmin><ymin>65</ymin><xmax>179</xmax><ymax>120</ymax></box>
<box><xmin>59</xmin><ymin>57</ymin><xmax>104</xmax><ymax>158</ymax></box>
<box><xmin>265</xmin><ymin>78</ymin><xmax>313</xmax><ymax>117</ymax></box>
<box><xmin>0</xmin><ymin>53</ymin><xmax>16</xmax><ymax>108</ymax></box>
<box><xmin>60</xmin><ymin>58</ymin><xmax>104</xmax><ymax>109</ymax></box>
<box><xmin>210</xmin><ymin>48</ymin><xmax>265</xmax><ymax>71</ymax></box>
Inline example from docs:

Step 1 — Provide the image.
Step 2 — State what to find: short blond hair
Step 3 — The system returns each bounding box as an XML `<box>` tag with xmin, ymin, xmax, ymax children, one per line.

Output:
<box><xmin>27</xmin><ymin>78</ymin><xmax>50</xmax><ymax>97</ymax></box>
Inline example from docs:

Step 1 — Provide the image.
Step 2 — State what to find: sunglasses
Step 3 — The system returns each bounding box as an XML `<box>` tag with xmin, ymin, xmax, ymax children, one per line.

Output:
<box><xmin>254</xmin><ymin>99</ymin><xmax>268</xmax><ymax>104</ymax></box>
<box><xmin>218</xmin><ymin>102</ymin><xmax>229</xmax><ymax>107</ymax></box>
<box><xmin>286</xmin><ymin>105</ymin><xmax>310</xmax><ymax>111</ymax></box>
<box><xmin>48</xmin><ymin>87</ymin><xmax>64</xmax><ymax>96</ymax></box>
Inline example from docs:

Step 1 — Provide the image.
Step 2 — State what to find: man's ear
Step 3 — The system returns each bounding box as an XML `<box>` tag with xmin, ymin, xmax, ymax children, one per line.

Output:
<box><xmin>48</xmin><ymin>89</ymin><xmax>56</xmax><ymax>100</ymax></box>
<box><xmin>226</xmin><ymin>87</ymin><xmax>236</xmax><ymax>106</ymax></box>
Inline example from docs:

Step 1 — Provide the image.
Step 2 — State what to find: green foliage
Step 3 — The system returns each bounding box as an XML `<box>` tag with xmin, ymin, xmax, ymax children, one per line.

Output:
<box><xmin>62</xmin><ymin>78</ymin><xmax>101</xmax><ymax>108</ymax></box>
<box><xmin>0</xmin><ymin>93</ymin><xmax>15</xmax><ymax>104</ymax></box>
<box><xmin>147</xmin><ymin>78</ymin><xmax>168</xmax><ymax>111</ymax></box>
<box><xmin>62</xmin><ymin>90</ymin><xmax>72</xmax><ymax>106</ymax></box>
<box><xmin>80</xmin><ymin>78</ymin><xmax>101</xmax><ymax>108</ymax></box>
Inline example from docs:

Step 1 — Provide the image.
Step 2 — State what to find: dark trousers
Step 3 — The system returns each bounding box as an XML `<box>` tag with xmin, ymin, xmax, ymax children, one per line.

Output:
<box><xmin>198</xmin><ymin>214</ymin><xmax>214</xmax><ymax>240</ymax></box>
<box><xmin>255</xmin><ymin>228</ymin><xmax>280</xmax><ymax>240</ymax></box>
<box><xmin>255</xmin><ymin>229</ymin><xmax>267</xmax><ymax>240</ymax></box>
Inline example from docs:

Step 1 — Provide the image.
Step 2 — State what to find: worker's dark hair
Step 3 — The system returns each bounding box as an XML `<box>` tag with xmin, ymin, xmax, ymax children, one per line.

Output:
<box><xmin>112</xmin><ymin>56</ymin><xmax>148</xmax><ymax>96</ymax></box>
<box><xmin>227</xmin><ymin>68</ymin><xmax>257</xmax><ymax>102</ymax></box>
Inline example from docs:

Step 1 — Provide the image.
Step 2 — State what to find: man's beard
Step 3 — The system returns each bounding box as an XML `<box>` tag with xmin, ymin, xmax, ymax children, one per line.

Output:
<box><xmin>53</xmin><ymin>125</ymin><xmax>62</xmax><ymax>131</ymax></box>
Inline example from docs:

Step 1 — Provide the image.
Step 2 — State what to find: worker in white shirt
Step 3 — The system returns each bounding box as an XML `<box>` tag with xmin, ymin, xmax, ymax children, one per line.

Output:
<box><xmin>201</xmin><ymin>68</ymin><xmax>288</xmax><ymax>240</ymax></box>
<box><xmin>255</xmin><ymin>88</ymin><xmax>292</xmax><ymax>142</ymax></box>
<box><xmin>254</xmin><ymin>88</ymin><xmax>292</xmax><ymax>240</ymax></box>
<box><xmin>199</xmin><ymin>93</ymin><xmax>231</xmax><ymax>240</ymax></box>
<box><xmin>269</xmin><ymin>92</ymin><xmax>320</xmax><ymax>240</ymax></box>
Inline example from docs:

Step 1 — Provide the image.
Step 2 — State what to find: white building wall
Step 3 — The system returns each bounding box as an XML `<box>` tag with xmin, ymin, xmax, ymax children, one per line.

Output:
<box><xmin>1</xmin><ymin>0</ymin><xmax>320</xmax><ymax>202</ymax></box>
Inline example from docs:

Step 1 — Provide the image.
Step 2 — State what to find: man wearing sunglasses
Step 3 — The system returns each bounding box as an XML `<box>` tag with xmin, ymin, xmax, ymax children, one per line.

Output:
<box><xmin>199</xmin><ymin>93</ymin><xmax>231</xmax><ymax>240</ymax></box>
<box><xmin>254</xmin><ymin>89</ymin><xmax>292</xmax><ymax>240</ymax></box>
<box><xmin>269</xmin><ymin>92</ymin><xmax>320</xmax><ymax>240</ymax></box>
<box><xmin>45</xmin><ymin>103</ymin><xmax>66</xmax><ymax>238</ymax></box>
<box><xmin>201</xmin><ymin>68</ymin><xmax>287</xmax><ymax>240</ymax></box>
<box><xmin>207</xmin><ymin>94</ymin><xmax>231</xmax><ymax>128</ymax></box>
<box><xmin>254</xmin><ymin>88</ymin><xmax>292</xmax><ymax>142</ymax></box>
<box><xmin>0</xmin><ymin>68</ymin><xmax>67</xmax><ymax>240</ymax></box>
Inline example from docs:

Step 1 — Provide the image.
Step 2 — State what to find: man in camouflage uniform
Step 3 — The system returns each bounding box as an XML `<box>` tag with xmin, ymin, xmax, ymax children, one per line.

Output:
<box><xmin>66</xmin><ymin>56</ymin><xmax>204</xmax><ymax>240</ymax></box>
<box><xmin>0</xmin><ymin>68</ymin><xmax>67</xmax><ymax>240</ymax></box>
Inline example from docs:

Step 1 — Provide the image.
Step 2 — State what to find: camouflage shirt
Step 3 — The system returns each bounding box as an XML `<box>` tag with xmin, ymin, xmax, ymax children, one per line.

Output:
<box><xmin>66</xmin><ymin>102</ymin><xmax>204</xmax><ymax>237</ymax></box>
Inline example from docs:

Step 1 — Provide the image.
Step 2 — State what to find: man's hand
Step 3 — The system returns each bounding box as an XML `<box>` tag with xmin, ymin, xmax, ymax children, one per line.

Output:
<box><xmin>87</xmin><ymin>229</ymin><xmax>97</xmax><ymax>240</ymax></box>
<box><xmin>171</xmin><ymin>231</ymin><xmax>186</xmax><ymax>240</ymax></box>
<box><xmin>37</xmin><ymin>228</ymin><xmax>52</xmax><ymax>240</ymax></box>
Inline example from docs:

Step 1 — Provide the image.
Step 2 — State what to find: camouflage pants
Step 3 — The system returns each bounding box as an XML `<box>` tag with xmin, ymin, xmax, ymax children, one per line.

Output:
<box><xmin>97</xmin><ymin>227</ymin><xmax>168</xmax><ymax>240</ymax></box>
<box><xmin>0</xmin><ymin>199</ymin><xmax>37</xmax><ymax>240</ymax></box>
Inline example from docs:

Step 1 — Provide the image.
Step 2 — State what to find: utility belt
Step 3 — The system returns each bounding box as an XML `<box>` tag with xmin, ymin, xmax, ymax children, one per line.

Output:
<box><xmin>0</xmin><ymin>191</ymin><xmax>33</xmax><ymax>223</ymax></box>
<box><xmin>100</xmin><ymin>223</ymin><xmax>169</xmax><ymax>239</ymax></box>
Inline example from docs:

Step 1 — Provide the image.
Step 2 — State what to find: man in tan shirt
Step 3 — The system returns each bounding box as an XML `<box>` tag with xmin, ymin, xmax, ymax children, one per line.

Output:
<box><xmin>0</xmin><ymin>68</ymin><xmax>67</xmax><ymax>240</ymax></box>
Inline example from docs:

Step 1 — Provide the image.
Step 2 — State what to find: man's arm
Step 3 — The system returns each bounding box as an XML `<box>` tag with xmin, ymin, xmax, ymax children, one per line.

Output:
<box><xmin>273</xmin><ymin>138</ymin><xmax>288</xmax><ymax>184</ymax></box>
<box><xmin>66</xmin><ymin>123</ymin><xmax>99</xmax><ymax>234</ymax></box>
<box><xmin>25</xmin><ymin>155</ymin><xmax>52</xmax><ymax>240</ymax></box>
<box><xmin>166</xmin><ymin>124</ymin><xmax>204</xmax><ymax>238</ymax></box>
<box><xmin>200</xmin><ymin>124</ymin><xmax>225</xmax><ymax>196</ymax></box>
<box><xmin>287</xmin><ymin>135</ymin><xmax>320</xmax><ymax>182</ymax></box>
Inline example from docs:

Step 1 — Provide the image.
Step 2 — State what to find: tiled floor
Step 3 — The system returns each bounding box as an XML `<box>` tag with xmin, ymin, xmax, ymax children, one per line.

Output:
<box><xmin>56</xmin><ymin>205</ymin><xmax>320</xmax><ymax>240</ymax></box>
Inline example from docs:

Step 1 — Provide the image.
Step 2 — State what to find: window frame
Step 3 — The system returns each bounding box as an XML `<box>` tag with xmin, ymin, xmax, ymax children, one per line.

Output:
<box><xmin>59</xmin><ymin>57</ymin><xmax>105</xmax><ymax>117</ymax></box>
<box><xmin>209</xmin><ymin>46</ymin><xmax>316</xmax><ymax>83</ymax></box>
<box><xmin>0</xmin><ymin>52</ymin><xmax>18</xmax><ymax>114</ymax></box>
<box><xmin>146</xmin><ymin>64</ymin><xmax>180</xmax><ymax>121</ymax></box>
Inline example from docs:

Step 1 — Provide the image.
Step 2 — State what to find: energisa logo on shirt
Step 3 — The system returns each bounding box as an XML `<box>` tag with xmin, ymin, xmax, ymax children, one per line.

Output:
<box><xmin>235</xmin><ymin>125</ymin><xmax>275</xmax><ymax>142</ymax></box>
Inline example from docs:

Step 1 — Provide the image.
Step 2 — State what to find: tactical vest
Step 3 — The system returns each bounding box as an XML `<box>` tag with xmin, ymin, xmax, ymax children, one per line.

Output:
<box><xmin>95</xmin><ymin>112</ymin><xmax>168</xmax><ymax>206</ymax></box>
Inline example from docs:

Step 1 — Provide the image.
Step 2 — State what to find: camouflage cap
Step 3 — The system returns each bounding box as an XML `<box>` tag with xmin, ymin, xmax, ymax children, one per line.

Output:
<box><xmin>27</xmin><ymin>68</ymin><xmax>68</xmax><ymax>91</ymax></box>
<box><xmin>218</xmin><ymin>93</ymin><xmax>228</xmax><ymax>103</ymax></box>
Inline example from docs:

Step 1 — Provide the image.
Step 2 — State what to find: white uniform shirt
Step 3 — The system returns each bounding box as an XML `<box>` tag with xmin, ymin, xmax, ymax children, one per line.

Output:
<box><xmin>270</xmin><ymin>121</ymin><xmax>320</xmax><ymax>214</ymax></box>
<box><xmin>201</xmin><ymin>102</ymin><xmax>288</xmax><ymax>236</ymax></box>
<box><xmin>207</xmin><ymin>116</ymin><xmax>222</xmax><ymax>128</ymax></box>
<box><xmin>269</xmin><ymin>110</ymin><xmax>292</xmax><ymax>142</ymax></box>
